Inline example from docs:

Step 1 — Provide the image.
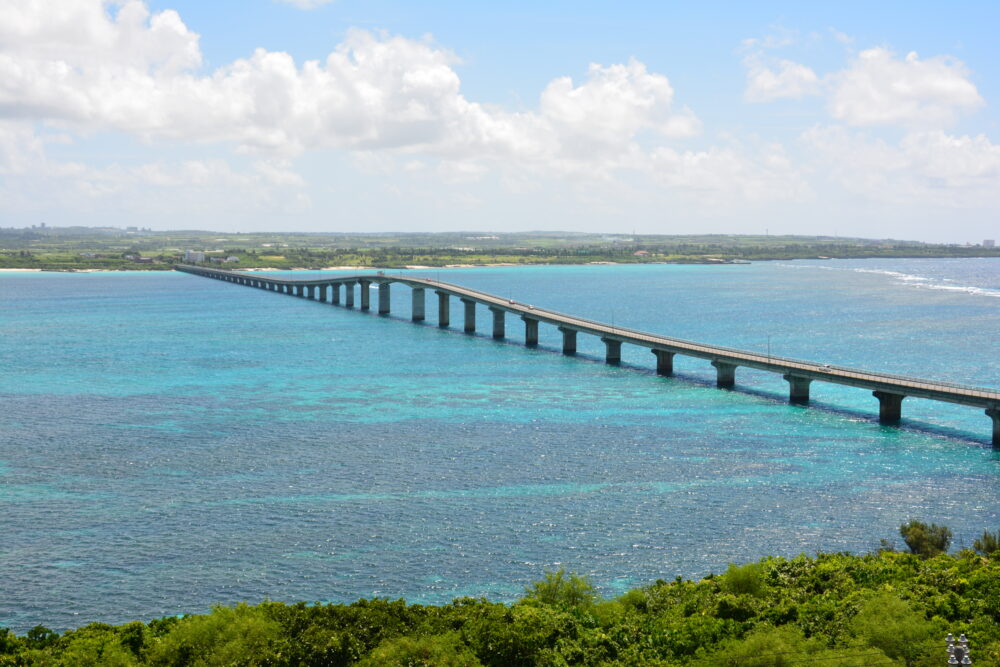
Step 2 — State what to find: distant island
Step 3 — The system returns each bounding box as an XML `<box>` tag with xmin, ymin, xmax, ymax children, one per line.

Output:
<box><xmin>1</xmin><ymin>226</ymin><xmax>998</xmax><ymax>271</ymax></box>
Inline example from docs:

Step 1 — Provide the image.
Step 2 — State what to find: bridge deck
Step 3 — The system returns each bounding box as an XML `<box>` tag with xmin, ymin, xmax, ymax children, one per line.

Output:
<box><xmin>175</xmin><ymin>265</ymin><xmax>1000</xmax><ymax>420</ymax></box>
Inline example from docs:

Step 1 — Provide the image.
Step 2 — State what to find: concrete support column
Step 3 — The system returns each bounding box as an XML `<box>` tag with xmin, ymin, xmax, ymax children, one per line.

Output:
<box><xmin>784</xmin><ymin>374</ymin><xmax>813</xmax><ymax>404</ymax></box>
<box><xmin>712</xmin><ymin>360</ymin><xmax>737</xmax><ymax>388</ymax></box>
<box><xmin>295</xmin><ymin>284</ymin><xmax>304</xmax><ymax>297</ymax></box>
<box><xmin>306</xmin><ymin>285</ymin><xmax>315</xmax><ymax>299</ymax></box>
<box><xmin>987</xmin><ymin>408</ymin><xmax>1000</xmax><ymax>448</ymax></box>
<box><xmin>436</xmin><ymin>291</ymin><xmax>450</xmax><ymax>327</ymax></box>
<box><xmin>873</xmin><ymin>391</ymin><xmax>905</xmax><ymax>424</ymax></box>
<box><xmin>602</xmin><ymin>338</ymin><xmax>622</xmax><ymax>364</ymax></box>
<box><xmin>461</xmin><ymin>298</ymin><xmax>476</xmax><ymax>333</ymax></box>
<box><xmin>359</xmin><ymin>281</ymin><xmax>370</xmax><ymax>311</ymax></box>
<box><xmin>378</xmin><ymin>283</ymin><xmax>391</xmax><ymax>315</ymax></box>
<box><xmin>490</xmin><ymin>307</ymin><xmax>505</xmax><ymax>339</ymax></box>
<box><xmin>412</xmin><ymin>288</ymin><xmax>425</xmax><ymax>322</ymax></box>
<box><xmin>523</xmin><ymin>317</ymin><xmax>539</xmax><ymax>347</ymax></box>
<box><xmin>559</xmin><ymin>327</ymin><xmax>577</xmax><ymax>355</ymax></box>
<box><xmin>652</xmin><ymin>349</ymin><xmax>675</xmax><ymax>376</ymax></box>
<box><xmin>318</xmin><ymin>285</ymin><xmax>327</xmax><ymax>302</ymax></box>
<box><xmin>331</xmin><ymin>283</ymin><xmax>341</xmax><ymax>305</ymax></box>
<box><xmin>344</xmin><ymin>281</ymin><xmax>355</xmax><ymax>308</ymax></box>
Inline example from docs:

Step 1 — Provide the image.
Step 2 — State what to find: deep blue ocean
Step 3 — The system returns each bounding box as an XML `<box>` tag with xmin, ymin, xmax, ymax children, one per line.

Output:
<box><xmin>2</xmin><ymin>258</ymin><xmax>1000</xmax><ymax>633</ymax></box>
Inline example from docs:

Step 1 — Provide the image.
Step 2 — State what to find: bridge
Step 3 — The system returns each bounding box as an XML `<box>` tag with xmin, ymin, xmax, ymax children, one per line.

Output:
<box><xmin>176</xmin><ymin>264</ymin><xmax>1000</xmax><ymax>446</ymax></box>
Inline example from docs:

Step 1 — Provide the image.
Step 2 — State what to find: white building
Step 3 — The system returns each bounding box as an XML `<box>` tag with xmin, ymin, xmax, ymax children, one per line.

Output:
<box><xmin>184</xmin><ymin>250</ymin><xmax>206</xmax><ymax>262</ymax></box>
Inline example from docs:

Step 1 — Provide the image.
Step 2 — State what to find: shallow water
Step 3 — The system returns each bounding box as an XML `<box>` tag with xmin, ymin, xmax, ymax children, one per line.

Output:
<box><xmin>1</xmin><ymin>258</ymin><xmax>999</xmax><ymax>632</ymax></box>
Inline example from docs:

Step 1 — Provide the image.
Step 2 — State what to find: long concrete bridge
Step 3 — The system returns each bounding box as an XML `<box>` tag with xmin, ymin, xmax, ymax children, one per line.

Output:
<box><xmin>176</xmin><ymin>264</ymin><xmax>1000</xmax><ymax>446</ymax></box>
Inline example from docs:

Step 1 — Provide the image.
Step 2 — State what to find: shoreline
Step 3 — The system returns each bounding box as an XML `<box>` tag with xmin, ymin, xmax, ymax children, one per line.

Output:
<box><xmin>4</xmin><ymin>255</ymin><xmax>999</xmax><ymax>275</ymax></box>
<box><xmin>0</xmin><ymin>262</ymin><xmax>622</xmax><ymax>274</ymax></box>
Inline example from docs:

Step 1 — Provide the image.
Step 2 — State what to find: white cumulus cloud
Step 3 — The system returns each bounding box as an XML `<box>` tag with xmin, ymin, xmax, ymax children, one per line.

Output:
<box><xmin>829</xmin><ymin>48</ymin><xmax>983</xmax><ymax>127</ymax></box>
<box><xmin>0</xmin><ymin>0</ymin><xmax>813</xmax><ymax>212</ymax></box>
<box><xmin>803</xmin><ymin>125</ymin><xmax>1000</xmax><ymax>206</ymax></box>
<box><xmin>744</xmin><ymin>57</ymin><xmax>821</xmax><ymax>102</ymax></box>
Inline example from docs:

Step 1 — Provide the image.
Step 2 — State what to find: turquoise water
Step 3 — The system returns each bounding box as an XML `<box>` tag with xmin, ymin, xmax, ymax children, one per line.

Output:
<box><xmin>1</xmin><ymin>258</ymin><xmax>999</xmax><ymax>632</ymax></box>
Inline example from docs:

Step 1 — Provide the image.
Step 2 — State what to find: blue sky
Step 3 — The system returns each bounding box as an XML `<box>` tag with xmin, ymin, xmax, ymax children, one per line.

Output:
<box><xmin>2</xmin><ymin>0</ymin><xmax>998</xmax><ymax>241</ymax></box>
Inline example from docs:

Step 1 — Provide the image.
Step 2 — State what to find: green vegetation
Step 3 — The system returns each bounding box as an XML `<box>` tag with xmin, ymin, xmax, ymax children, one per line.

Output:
<box><xmin>7</xmin><ymin>548</ymin><xmax>1000</xmax><ymax>665</ymax></box>
<box><xmin>899</xmin><ymin>520</ymin><xmax>954</xmax><ymax>559</ymax></box>
<box><xmin>2</xmin><ymin>226</ymin><xmax>999</xmax><ymax>270</ymax></box>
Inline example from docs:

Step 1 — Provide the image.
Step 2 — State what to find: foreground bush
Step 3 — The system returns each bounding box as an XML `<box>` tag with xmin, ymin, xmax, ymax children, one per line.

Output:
<box><xmin>4</xmin><ymin>551</ymin><xmax>1000</xmax><ymax>665</ymax></box>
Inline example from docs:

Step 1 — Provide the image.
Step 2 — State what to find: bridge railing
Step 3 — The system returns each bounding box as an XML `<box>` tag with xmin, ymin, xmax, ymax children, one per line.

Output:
<box><xmin>419</xmin><ymin>277</ymin><xmax>1000</xmax><ymax>398</ymax></box>
<box><xmin>179</xmin><ymin>267</ymin><xmax>1000</xmax><ymax>399</ymax></box>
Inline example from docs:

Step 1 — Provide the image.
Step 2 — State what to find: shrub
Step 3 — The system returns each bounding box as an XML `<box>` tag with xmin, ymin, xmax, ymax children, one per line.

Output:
<box><xmin>359</xmin><ymin>632</ymin><xmax>481</xmax><ymax>666</ymax></box>
<box><xmin>899</xmin><ymin>520</ymin><xmax>951</xmax><ymax>559</ymax></box>
<box><xmin>974</xmin><ymin>530</ymin><xmax>1000</xmax><ymax>556</ymax></box>
<box><xmin>721</xmin><ymin>562</ymin><xmax>765</xmax><ymax>597</ymax></box>
<box><xmin>850</xmin><ymin>593</ymin><xmax>941</xmax><ymax>666</ymax></box>
<box><xmin>522</xmin><ymin>568</ymin><xmax>596</xmax><ymax>611</ymax></box>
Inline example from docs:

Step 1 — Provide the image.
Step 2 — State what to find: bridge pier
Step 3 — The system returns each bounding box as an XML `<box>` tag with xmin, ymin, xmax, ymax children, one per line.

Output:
<box><xmin>652</xmin><ymin>349</ymin><xmax>675</xmax><ymax>376</ymax></box>
<box><xmin>344</xmin><ymin>281</ymin><xmax>355</xmax><ymax>308</ymax></box>
<box><xmin>318</xmin><ymin>284</ymin><xmax>327</xmax><ymax>302</ymax></box>
<box><xmin>559</xmin><ymin>327</ymin><xmax>577</xmax><ymax>355</ymax></box>
<box><xmin>523</xmin><ymin>317</ymin><xmax>539</xmax><ymax>347</ymax></box>
<box><xmin>490</xmin><ymin>308</ymin><xmax>505</xmax><ymax>339</ymax></box>
<box><xmin>359</xmin><ymin>281</ymin><xmax>370</xmax><ymax>311</ymax></box>
<box><xmin>988</xmin><ymin>408</ymin><xmax>1000</xmax><ymax>447</ymax></box>
<box><xmin>461</xmin><ymin>298</ymin><xmax>476</xmax><ymax>333</ymax></box>
<box><xmin>331</xmin><ymin>283</ymin><xmax>341</xmax><ymax>305</ymax></box>
<box><xmin>712</xmin><ymin>360</ymin><xmax>737</xmax><ymax>388</ymax></box>
<box><xmin>873</xmin><ymin>391</ymin><xmax>905</xmax><ymax>424</ymax></box>
<box><xmin>378</xmin><ymin>283</ymin><xmax>391</xmax><ymax>315</ymax></box>
<box><xmin>602</xmin><ymin>338</ymin><xmax>622</xmax><ymax>364</ymax></box>
<box><xmin>295</xmin><ymin>285</ymin><xmax>305</xmax><ymax>297</ymax></box>
<box><xmin>412</xmin><ymin>288</ymin><xmax>425</xmax><ymax>322</ymax></box>
<box><xmin>306</xmin><ymin>285</ymin><xmax>315</xmax><ymax>299</ymax></box>
<box><xmin>784</xmin><ymin>374</ymin><xmax>813</xmax><ymax>404</ymax></box>
<box><xmin>436</xmin><ymin>291</ymin><xmax>450</xmax><ymax>327</ymax></box>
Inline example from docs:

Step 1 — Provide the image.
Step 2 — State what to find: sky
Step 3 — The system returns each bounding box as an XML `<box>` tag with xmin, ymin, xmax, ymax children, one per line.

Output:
<box><xmin>1</xmin><ymin>1</ymin><xmax>999</xmax><ymax>242</ymax></box>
